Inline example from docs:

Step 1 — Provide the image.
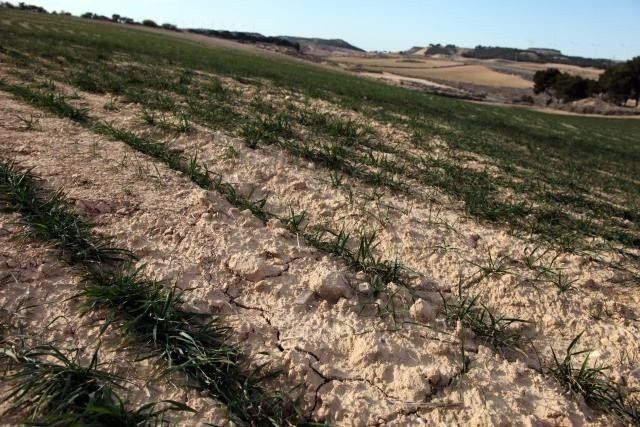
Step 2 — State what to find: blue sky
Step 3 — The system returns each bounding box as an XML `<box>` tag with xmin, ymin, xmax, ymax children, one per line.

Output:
<box><xmin>30</xmin><ymin>0</ymin><xmax>640</xmax><ymax>60</ymax></box>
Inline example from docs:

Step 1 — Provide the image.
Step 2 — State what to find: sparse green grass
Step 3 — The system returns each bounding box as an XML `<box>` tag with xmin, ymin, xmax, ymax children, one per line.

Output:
<box><xmin>0</xmin><ymin>79</ymin><xmax>533</xmax><ymax>333</ymax></box>
<box><xmin>548</xmin><ymin>333</ymin><xmax>640</xmax><ymax>424</ymax></box>
<box><xmin>466</xmin><ymin>250</ymin><xmax>513</xmax><ymax>287</ymax></box>
<box><xmin>0</xmin><ymin>161</ymin><xmax>305</xmax><ymax>425</ymax></box>
<box><xmin>0</xmin><ymin>80</ymin><xmax>411</xmax><ymax>306</ymax></box>
<box><xmin>81</xmin><ymin>268</ymin><xmax>300</xmax><ymax>426</ymax></box>
<box><xmin>442</xmin><ymin>291</ymin><xmax>527</xmax><ymax>353</ymax></box>
<box><xmin>0</xmin><ymin>81</ymin><xmax>214</xmax><ymax>191</ymax></box>
<box><xmin>0</xmin><ymin>79</ymin><xmax>88</xmax><ymax>122</ymax></box>
<box><xmin>6</xmin><ymin>9</ymin><xmax>634</xmax><ymax>257</ymax></box>
<box><xmin>0</xmin><ymin>345</ymin><xmax>190</xmax><ymax>425</ymax></box>
<box><xmin>6</xmin><ymin>16</ymin><xmax>635</xmax><ymax>264</ymax></box>
<box><xmin>0</xmin><ymin>160</ymin><xmax>130</xmax><ymax>266</ymax></box>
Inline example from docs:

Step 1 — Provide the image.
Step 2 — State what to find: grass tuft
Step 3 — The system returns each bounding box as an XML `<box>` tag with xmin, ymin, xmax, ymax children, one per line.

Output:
<box><xmin>0</xmin><ymin>161</ymin><xmax>305</xmax><ymax>425</ymax></box>
<box><xmin>0</xmin><ymin>344</ymin><xmax>190</xmax><ymax>425</ymax></box>
<box><xmin>548</xmin><ymin>332</ymin><xmax>639</xmax><ymax>424</ymax></box>
<box><xmin>442</xmin><ymin>294</ymin><xmax>527</xmax><ymax>353</ymax></box>
<box><xmin>81</xmin><ymin>268</ymin><xmax>302</xmax><ymax>425</ymax></box>
<box><xmin>0</xmin><ymin>160</ymin><xmax>131</xmax><ymax>266</ymax></box>
<box><xmin>0</xmin><ymin>80</ymin><xmax>87</xmax><ymax>122</ymax></box>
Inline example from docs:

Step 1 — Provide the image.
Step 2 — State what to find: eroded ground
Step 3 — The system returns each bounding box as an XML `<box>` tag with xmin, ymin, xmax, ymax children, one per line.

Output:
<box><xmin>0</xmin><ymin>10</ymin><xmax>639</xmax><ymax>426</ymax></box>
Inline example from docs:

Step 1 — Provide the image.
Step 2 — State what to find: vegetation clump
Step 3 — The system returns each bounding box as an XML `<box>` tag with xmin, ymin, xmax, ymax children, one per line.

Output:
<box><xmin>0</xmin><ymin>160</ymin><xmax>305</xmax><ymax>426</ymax></box>
<box><xmin>533</xmin><ymin>57</ymin><xmax>640</xmax><ymax>105</ymax></box>
<box><xmin>0</xmin><ymin>345</ymin><xmax>190</xmax><ymax>425</ymax></box>
<box><xmin>548</xmin><ymin>333</ymin><xmax>640</xmax><ymax>425</ymax></box>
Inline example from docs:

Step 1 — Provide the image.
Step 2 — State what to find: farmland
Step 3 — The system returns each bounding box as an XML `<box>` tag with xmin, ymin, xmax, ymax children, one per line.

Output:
<box><xmin>0</xmin><ymin>9</ymin><xmax>639</xmax><ymax>426</ymax></box>
<box><xmin>334</xmin><ymin>56</ymin><xmax>534</xmax><ymax>88</ymax></box>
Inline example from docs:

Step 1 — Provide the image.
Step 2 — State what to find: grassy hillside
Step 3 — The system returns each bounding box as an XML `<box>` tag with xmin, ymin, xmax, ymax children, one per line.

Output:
<box><xmin>0</xmin><ymin>8</ymin><xmax>639</xmax><ymax>426</ymax></box>
<box><xmin>1</xmin><ymin>10</ymin><xmax>638</xmax><ymax>256</ymax></box>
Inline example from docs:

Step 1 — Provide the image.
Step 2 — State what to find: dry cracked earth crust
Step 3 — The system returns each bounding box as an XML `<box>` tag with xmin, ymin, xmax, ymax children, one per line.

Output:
<box><xmin>0</xmin><ymin>68</ymin><xmax>638</xmax><ymax>425</ymax></box>
<box><xmin>0</xmin><ymin>213</ymin><xmax>230</xmax><ymax>425</ymax></box>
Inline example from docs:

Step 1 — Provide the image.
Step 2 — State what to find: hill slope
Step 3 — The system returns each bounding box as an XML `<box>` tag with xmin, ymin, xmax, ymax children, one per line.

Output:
<box><xmin>0</xmin><ymin>9</ymin><xmax>638</xmax><ymax>426</ymax></box>
<box><xmin>280</xmin><ymin>35</ymin><xmax>365</xmax><ymax>54</ymax></box>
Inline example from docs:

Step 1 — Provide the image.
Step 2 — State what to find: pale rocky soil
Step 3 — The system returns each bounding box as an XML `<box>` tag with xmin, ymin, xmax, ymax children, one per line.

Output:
<box><xmin>78</xmin><ymin>69</ymin><xmax>640</xmax><ymax>365</ymax></box>
<box><xmin>76</xmin><ymin>71</ymin><xmax>640</xmax><ymax>421</ymax></box>
<box><xmin>0</xmin><ymin>74</ymin><xmax>624</xmax><ymax>425</ymax></box>
<box><xmin>0</xmin><ymin>213</ymin><xmax>229</xmax><ymax>425</ymax></box>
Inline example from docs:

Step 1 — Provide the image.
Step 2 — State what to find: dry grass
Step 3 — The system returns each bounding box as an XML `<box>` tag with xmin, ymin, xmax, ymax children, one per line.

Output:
<box><xmin>333</xmin><ymin>56</ymin><xmax>533</xmax><ymax>88</ymax></box>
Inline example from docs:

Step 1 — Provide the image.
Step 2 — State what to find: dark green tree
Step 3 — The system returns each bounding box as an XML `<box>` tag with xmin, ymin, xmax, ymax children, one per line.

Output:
<box><xmin>533</xmin><ymin>68</ymin><xmax>561</xmax><ymax>95</ymax></box>
<box><xmin>600</xmin><ymin>57</ymin><xmax>640</xmax><ymax>106</ymax></box>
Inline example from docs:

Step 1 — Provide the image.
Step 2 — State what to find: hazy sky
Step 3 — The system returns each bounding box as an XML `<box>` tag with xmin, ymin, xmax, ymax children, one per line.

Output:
<box><xmin>28</xmin><ymin>0</ymin><xmax>640</xmax><ymax>60</ymax></box>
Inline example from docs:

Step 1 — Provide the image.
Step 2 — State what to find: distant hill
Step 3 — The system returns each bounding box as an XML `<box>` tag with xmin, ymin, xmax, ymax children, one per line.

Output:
<box><xmin>185</xmin><ymin>30</ymin><xmax>365</xmax><ymax>56</ymax></box>
<box><xmin>462</xmin><ymin>46</ymin><xmax>615</xmax><ymax>69</ymax></box>
<box><xmin>424</xmin><ymin>44</ymin><xmax>458</xmax><ymax>56</ymax></box>
<box><xmin>187</xmin><ymin>29</ymin><xmax>301</xmax><ymax>50</ymax></box>
<box><xmin>279</xmin><ymin>36</ymin><xmax>365</xmax><ymax>53</ymax></box>
<box><xmin>406</xmin><ymin>43</ymin><xmax>615</xmax><ymax>69</ymax></box>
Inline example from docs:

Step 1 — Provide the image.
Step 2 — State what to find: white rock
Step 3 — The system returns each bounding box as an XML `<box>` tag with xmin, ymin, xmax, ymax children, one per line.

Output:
<box><xmin>358</xmin><ymin>282</ymin><xmax>372</xmax><ymax>294</ymax></box>
<box><xmin>409</xmin><ymin>298</ymin><xmax>438</xmax><ymax>323</ymax></box>
<box><xmin>309</xmin><ymin>267</ymin><xmax>353</xmax><ymax>303</ymax></box>
<box><xmin>238</xmin><ymin>209</ymin><xmax>264</xmax><ymax>228</ymax></box>
<box><xmin>295</xmin><ymin>291</ymin><xmax>315</xmax><ymax>306</ymax></box>
<box><xmin>226</xmin><ymin>253</ymin><xmax>284</xmax><ymax>282</ymax></box>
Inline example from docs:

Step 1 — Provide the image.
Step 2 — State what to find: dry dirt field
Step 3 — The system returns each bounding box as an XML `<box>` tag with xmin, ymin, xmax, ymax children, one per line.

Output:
<box><xmin>333</xmin><ymin>56</ymin><xmax>533</xmax><ymax>88</ymax></box>
<box><xmin>0</xmin><ymin>9</ymin><xmax>639</xmax><ymax>427</ymax></box>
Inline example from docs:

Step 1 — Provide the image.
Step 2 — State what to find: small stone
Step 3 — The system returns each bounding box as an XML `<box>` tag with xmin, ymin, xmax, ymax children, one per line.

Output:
<box><xmin>291</xmin><ymin>181</ymin><xmax>307</xmax><ymax>191</ymax></box>
<box><xmin>5</xmin><ymin>259</ymin><xmax>18</xmax><ymax>269</ymax></box>
<box><xmin>409</xmin><ymin>298</ymin><xmax>438</xmax><ymax>323</ymax></box>
<box><xmin>358</xmin><ymin>282</ymin><xmax>372</xmax><ymax>294</ymax></box>
<box><xmin>238</xmin><ymin>209</ymin><xmax>264</xmax><ymax>228</ymax></box>
<box><xmin>309</xmin><ymin>267</ymin><xmax>353</xmax><ymax>303</ymax></box>
<box><xmin>227</xmin><ymin>253</ymin><xmax>284</xmax><ymax>282</ymax></box>
<box><xmin>611</xmin><ymin>272</ymin><xmax>633</xmax><ymax>284</ymax></box>
<box><xmin>295</xmin><ymin>291</ymin><xmax>315</xmax><ymax>306</ymax></box>
<box><xmin>468</xmin><ymin>233</ymin><xmax>481</xmax><ymax>248</ymax></box>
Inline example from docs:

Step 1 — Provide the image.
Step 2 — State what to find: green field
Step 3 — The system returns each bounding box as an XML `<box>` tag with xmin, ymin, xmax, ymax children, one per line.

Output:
<box><xmin>3</xmin><ymin>9</ymin><xmax>638</xmax><ymax>258</ymax></box>
<box><xmin>1</xmin><ymin>8</ymin><xmax>639</xmax><ymax>426</ymax></box>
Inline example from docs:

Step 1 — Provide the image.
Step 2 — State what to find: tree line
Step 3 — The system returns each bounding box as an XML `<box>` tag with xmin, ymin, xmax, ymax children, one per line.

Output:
<box><xmin>534</xmin><ymin>57</ymin><xmax>640</xmax><ymax>106</ymax></box>
<box><xmin>463</xmin><ymin>45</ymin><xmax>615</xmax><ymax>69</ymax></box>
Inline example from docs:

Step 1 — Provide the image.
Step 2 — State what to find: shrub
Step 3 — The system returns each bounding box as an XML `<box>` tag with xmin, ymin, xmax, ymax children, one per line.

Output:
<box><xmin>599</xmin><ymin>57</ymin><xmax>640</xmax><ymax>106</ymax></box>
<box><xmin>534</xmin><ymin>69</ymin><xmax>595</xmax><ymax>103</ymax></box>
<box><xmin>161</xmin><ymin>23</ymin><xmax>179</xmax><ymax>31</ymax></box>
<box><xmin>533</xmin><ymin>68</ymin><xmax>561</xmax><ymax>95</ymax></box>
<box><xmin>516</xmin><ymin>95</ymin><xmax>535</xmax><ymax>105</ymax></box>
<box><xmin>142</xmin><ymin>19</ymin><xmax>158</xmax><ymax>28</ymax></box>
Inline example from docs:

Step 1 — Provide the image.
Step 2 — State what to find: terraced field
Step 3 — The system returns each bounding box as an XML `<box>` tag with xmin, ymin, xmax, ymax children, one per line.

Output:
<box><xmin>0</xmin><ymin>9</ymin><xmax>639</xmax><ymax>426</ymax></box>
